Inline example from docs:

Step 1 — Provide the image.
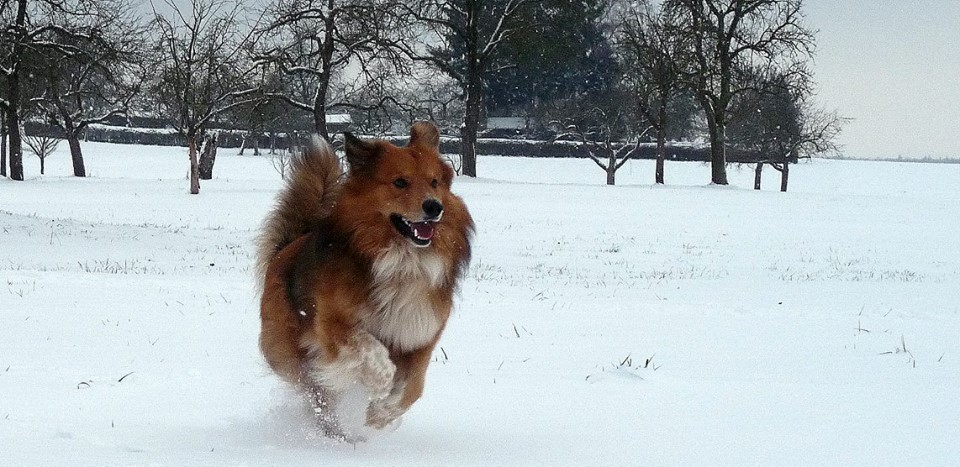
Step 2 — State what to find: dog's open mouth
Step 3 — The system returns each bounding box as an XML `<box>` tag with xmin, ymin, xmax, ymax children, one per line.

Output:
<box><xmin>390</xmin><ymin>214</ymin><xmax>439</xmax><ymax>247</ymax></box>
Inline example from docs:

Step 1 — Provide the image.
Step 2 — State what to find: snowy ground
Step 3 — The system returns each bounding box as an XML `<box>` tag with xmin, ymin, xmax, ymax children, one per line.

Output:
<box><xmin>2</xmin><ymin>142</ymin><xmax>959</xmax><ymax>465</ymax></box>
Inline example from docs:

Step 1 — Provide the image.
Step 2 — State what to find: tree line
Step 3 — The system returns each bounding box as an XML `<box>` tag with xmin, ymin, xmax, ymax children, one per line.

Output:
<box><xmin>0</xmin><ymin>0</ymin><xmax>843</xmax><ymax>192</ymax></box>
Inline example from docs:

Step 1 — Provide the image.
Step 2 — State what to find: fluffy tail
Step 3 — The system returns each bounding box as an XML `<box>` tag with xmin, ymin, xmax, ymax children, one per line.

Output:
<box><xmin>257</xmin><ymin>136</ymin><xmax>342</xmax><ymax>280</ymax></box>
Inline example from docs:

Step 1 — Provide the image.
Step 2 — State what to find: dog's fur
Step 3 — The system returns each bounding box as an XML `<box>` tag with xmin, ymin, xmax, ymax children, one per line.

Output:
<box><xmin>257</xmin><ymin>122</ymin><xmax>473</xmax><ymax>437</ymax></box>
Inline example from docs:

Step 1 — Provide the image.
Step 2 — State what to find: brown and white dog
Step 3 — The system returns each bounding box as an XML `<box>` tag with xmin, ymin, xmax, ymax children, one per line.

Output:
<box><xmin>257</xmin><ymin>122</ymin><xmax>473</xmax><ymax>438</ymax></box>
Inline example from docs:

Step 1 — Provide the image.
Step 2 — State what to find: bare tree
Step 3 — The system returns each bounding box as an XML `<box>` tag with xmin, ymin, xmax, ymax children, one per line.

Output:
<box><xmin>616</xmin><ymin>0</ymin><xmax>691</xmax><ymax>185</ymax></box>
<box><xmin>407</xmin><ymin>0</ymin><xmax>530</xmax><ymax>177</ymax></box>
<box><xmin>0</xmin><ymin>0</ymin><xmax>110</xmax><ymax>181</ymax></box>
<box><xmin>667</xmin><ymin>0</ymin><xmax>815</xmax><ymax>185</ymax></box>
<box><xmin>582</xmin><ymin>133</ymin><xmax>643</xmax><ymax>186</ymax></box>
<box><xmin>552</xmin><ymin>87</ymin><xmax>649</xmax><ymax>186</ymax></box>
<box><xmin>29</xmin><ymin>0</ymin><xmax>145</xmax><ymax>178</ymax></box>
<box><xmin>269</xmin><ymin>146</ymin><xmax>292</xmax><ymax>179</ymax></box>
<box><xmin>728</xmin><ymin>71</ymin><xmax>844</xmax><ymax>191</ymax></box>
<box><xmin>406</xmin><ymin>71</ymin><xmax>463</xmax><ymax>134</ymax></box>
<box><xmin>254</xmin><ymin>0</ymin><xmax>413</xmax><ymax>141</ymax></box>
<box><xmin>151</xmin><ymin>0</ymin><xmax>263</xmax><ymax>194</ymax></box>
<box><xmin>764</xmin><ymin>106</ymin><xmax>843</xmax><ymax>191</ymax></box>
<box><xmin>224</xmin><ymin>71</ymin><xmax>304</xmax><ymax>155</ymax></box>
<box><xmin>234</xmin><ymin>100</ymin><xmax>277</xmax><ymax>155</ymax></box>
<box><xmin>24</xmin><ymin>134</ymin><xmax>59</xmax><ymax>175</ymax></box>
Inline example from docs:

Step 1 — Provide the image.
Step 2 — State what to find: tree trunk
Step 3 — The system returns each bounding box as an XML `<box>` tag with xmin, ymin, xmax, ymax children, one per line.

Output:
<box><xmin>460</xmin><ymin>120</ymin><xmax>478</xmax><ymax>178</ymax></box>
<box><xmin>655</xmin><ymin>99</ymin><xmax>667</xmax><ymax>184</ymax></box>
<box><xmin>459</xmin><ymin>6</ymin><xmax>482</xmax><ymax>178</ymax></box>
<box><xmin>188</xmin><ymin>134</ymin><xmax>200</xmax><ymax>194</ymax></box>
<box><xmin>1</xmin><ymin>112</ymin><xmax>6</xmax><ymax>178</ymax></box>
<box><xmin>199</xmin><ymin>132</ymin><xmax>218</xmax><ymax>180</ymax></box>
<box><xmin>460</xmin><ymin>76</ymin><xmax>482</xmax><ymax>178</ymax></box>
<box><xmin>7</xmin><ymin>107</ymin><xmax>23</xmax><ymax>181</ymax></box>
<box><xmin>655</xmin><ymin>127</ymin><xmax>666</xmax><ymax>185</ymax></box>
<box><xmin>606</xmin><ymin>156</ymin><xmax>616</xmax><ymax>185</ymax></box>
<box><xmin>754</xmin><ymin>162</ymin><xmax>763</xmax><ymax>190</ymax></box>
<box><xmin>238</xmin><ymin>133</ymin><xmax>247</xmax><ymax>155</ymax></box>
<box><xmin>698</xmin><ymin>92</ymin><xmax>729</xmax><ymax>186</ymax></box>
<box><xmin>67</xmin><ymin>132</ymin><xmax>85</xmax><ymax>177</ymax></box>
<box><xmin>313</xmin><ymin>72</ymin><xmax>332</xmax><ymax>141</ymax></box>
<box><xmin>6</xmin><ymin>0</ymin><xmax>26</xmax><ymax>181</ymax></box>
<box><xmin>461</xmin><ymin>97</ymin><xmax>481</xmax><ymax>177</ymax></box>
<box><xmin>312</xmin><ymin>13</ymin><xmax>337</xmax><ymax>142</ymax></box>
<box><xmin>710</xmin><ymin>116</ymin><xmax>728</xmax><ymax>185</ymax></box>
<box><xmin>5</xmin><ymin>73</ymin><xmax>24</xmax><ymax>181</ymax></box>
<box><xmin>40</xmin><ymin>155</ymin><xmax>45</xmax><ymax>175</ymax></box>
<box><xmin>780</xmin><ymin>162</ymin><xmax>789</xmax><ymax>192</ymax></box>
<box><xmin>253</xmin><ymin>136</ymin><xmax>259</xmax><ymax>156</ymax></box>
<box><xmin>313</xmin><ymin>105</ymin><xmax>329</xmax><ymax>142</ymax></box>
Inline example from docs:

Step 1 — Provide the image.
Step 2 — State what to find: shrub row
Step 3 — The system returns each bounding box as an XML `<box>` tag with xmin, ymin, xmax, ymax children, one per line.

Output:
<box><xmin>24</xmin><ymin>121</ymin><xmax>763</xmax><ymax>163</ymax></box>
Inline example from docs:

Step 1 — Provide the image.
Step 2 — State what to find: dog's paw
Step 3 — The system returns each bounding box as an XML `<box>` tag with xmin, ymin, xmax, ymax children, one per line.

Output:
<box><xmin>366</xmin><ymin>398</ymin><xmax>405</xmax><ymax>430</ymax></box>
<box><xmin>352</xmin><ymin>333</ymin><xmax>396</xmax><ymax>399</ymax></box>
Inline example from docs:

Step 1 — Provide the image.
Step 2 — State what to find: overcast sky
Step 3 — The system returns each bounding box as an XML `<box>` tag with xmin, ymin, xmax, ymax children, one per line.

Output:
<box><xmin>805</xmin><ymin>1</ymin><xmax>960</xmax><ymax>159</ymax></box>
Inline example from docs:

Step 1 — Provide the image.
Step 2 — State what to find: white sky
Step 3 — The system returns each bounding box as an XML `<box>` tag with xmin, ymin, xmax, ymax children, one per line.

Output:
<box><xmin>805</xmin><ymin>1</ymin><xmax>960</xmax><ymax>159</ymax></box>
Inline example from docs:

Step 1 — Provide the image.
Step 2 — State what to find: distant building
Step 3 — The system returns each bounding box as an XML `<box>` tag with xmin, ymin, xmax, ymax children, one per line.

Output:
<box><xmin>482</xmin><ymin>116</ymin><xmax>531</xmax><ymax>138</ymax></box>
<box><xmin>326</xmin><ymin>114</ymin><xmax>353</xmax><ymax>134</ymax></box>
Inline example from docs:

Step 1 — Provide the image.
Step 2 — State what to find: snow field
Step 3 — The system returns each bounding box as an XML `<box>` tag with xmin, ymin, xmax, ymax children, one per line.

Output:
<box><xmin>2</xmin><ymin>141</ymin><xmax>959</xmax><ymax>465</ymax></box>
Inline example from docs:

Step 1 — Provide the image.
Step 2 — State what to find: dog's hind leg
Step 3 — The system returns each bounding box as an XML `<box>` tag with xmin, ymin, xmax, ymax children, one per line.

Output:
<box><xmin>305</xmin><ymin>384</ymin><xmax>347</xmax><ymax>440</ymax></box>
<box><xmin>259</xmin><ymin>234</ymin><xmax>314</xmax><ymax>384</ymax></box>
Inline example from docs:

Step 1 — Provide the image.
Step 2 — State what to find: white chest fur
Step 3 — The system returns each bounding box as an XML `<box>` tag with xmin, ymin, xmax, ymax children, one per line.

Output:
<box><xmin>363</xmin><ymin>245</ymin><xmax>448</xmax><ymax>353</ymax></box>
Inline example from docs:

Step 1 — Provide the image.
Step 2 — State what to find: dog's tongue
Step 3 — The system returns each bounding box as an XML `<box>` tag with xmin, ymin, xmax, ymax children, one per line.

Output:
<box><xmin>410</xmin><ymin>221</ymin><xmax>435</xmax><ymax>240</ymax></box>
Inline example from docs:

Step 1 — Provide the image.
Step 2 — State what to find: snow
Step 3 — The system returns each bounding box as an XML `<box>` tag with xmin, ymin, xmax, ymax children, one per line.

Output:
<box><xmin>2</xmin><ymin>141</ymin><xmax>959</xmax><ymax>465</ymax></box>
<box><xmin>87</xmin><ymin>123</ymin><xmax>179</xmax><ymax>134</ymax></box>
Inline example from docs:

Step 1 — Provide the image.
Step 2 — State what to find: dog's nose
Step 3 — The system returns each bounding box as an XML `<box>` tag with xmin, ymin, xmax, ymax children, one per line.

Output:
<box><xmin>422</xmin><ymin>199</ymin><xmax>443</xmax><ymax>219</ymax></box>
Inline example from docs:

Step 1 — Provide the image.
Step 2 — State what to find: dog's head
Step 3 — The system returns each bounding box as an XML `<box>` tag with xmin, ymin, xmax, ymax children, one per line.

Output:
<box><xmin>339</xmin><ymin>122</ymin><xmax>465</xmax><ymax>249</ymax></box>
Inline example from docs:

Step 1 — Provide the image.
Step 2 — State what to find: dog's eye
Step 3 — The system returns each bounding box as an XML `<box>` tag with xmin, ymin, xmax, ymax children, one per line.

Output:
<box><xmin>393</xmin><ymin>178</ymin><xmax>409</xmax><ymax>189</ymax></box>
<box><xmin>431</xmin><ymin>179</ymin><xmax>439</xmax><ymax>188</ymax></box>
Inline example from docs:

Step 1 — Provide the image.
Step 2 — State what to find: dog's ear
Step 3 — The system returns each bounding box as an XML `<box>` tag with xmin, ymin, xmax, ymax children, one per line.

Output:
<box><xmin>408</xmin><ymin>121</ymin><xmax>440</xmax><ymax>150</ymax></box>
<box><xmin>343</xmin><ymin>132</ymin><xmax>379</xmax><ymax>173</ymax></box>
<box><xmin>441</xmin><ymin>159</ymin><xmax>455</xmax><ymax>186</ymax></box>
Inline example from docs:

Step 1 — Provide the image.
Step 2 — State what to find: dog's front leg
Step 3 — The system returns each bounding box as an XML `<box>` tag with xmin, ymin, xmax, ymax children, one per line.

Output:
<box><xmin>307</xmin><ymin>329</ymin><xmax>396</xmax><ymax>399</ymax></box>
<box><xmin>366</xmin><ymin>344</ymin><xmax>434</xmax><ymax>429</ymax></box>
<box><xmin>303</xmin><ymin>328</ymin><xmax>397</xmax><ymax>439</ymax></box>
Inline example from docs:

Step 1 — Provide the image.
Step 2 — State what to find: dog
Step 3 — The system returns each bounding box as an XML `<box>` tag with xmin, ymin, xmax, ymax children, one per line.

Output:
<box><xmin>257</xmin><ymin>122</ymin><xmax>473</xmax><ymax>439</ymax></box>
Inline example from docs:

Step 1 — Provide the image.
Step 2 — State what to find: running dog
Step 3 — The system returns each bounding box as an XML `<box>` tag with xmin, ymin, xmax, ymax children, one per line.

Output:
<box><xmin>257</xmin><ymin>122</ymin><xmax>473</xmax><ymax>438</ymax></box>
